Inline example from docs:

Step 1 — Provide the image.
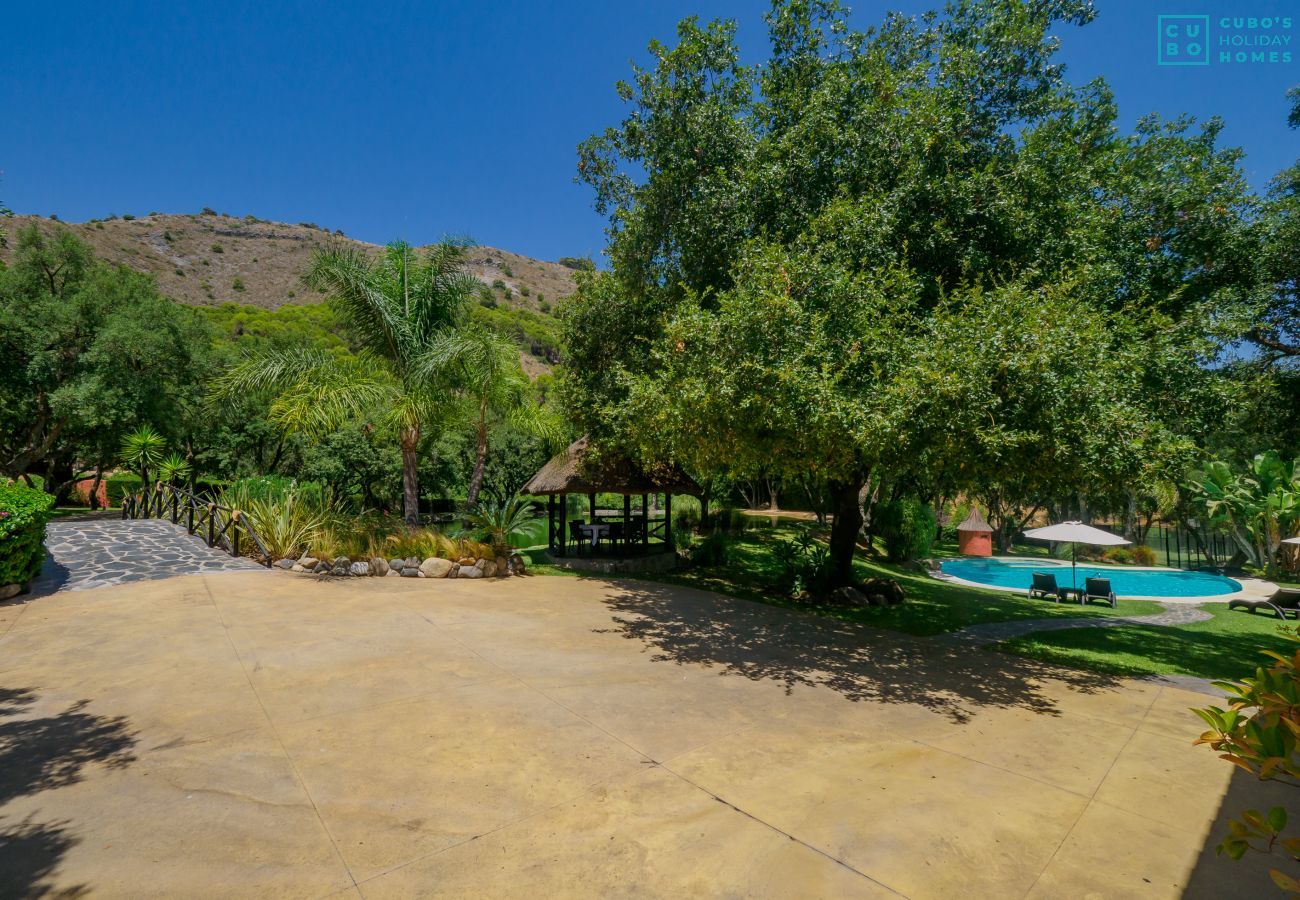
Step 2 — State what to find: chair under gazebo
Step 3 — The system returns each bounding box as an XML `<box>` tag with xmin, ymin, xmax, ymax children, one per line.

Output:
<box><xmin>521</xmin><ymin>437</ymin><xmax>700</xmax><ymax>569</ymax></box>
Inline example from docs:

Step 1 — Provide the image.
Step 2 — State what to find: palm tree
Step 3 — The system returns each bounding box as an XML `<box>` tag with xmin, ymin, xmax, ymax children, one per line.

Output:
<box><xmin>120</xmin><ymin>425</ymin><xmax>166</xmax><ymax>495</ymax></box>
<box><xmin>215</xmin><ymin>241</ymin><xmax>477</xmax><ymax>525</ymax></box>
<box><xmin>420</xmin><ymin>324</ymin><xmax>558</xmax><ymax>509</ymax></box>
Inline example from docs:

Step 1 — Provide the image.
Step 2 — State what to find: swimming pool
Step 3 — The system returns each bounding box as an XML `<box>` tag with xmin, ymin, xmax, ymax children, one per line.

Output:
<box><xmin>939</xmin><ymin>557</ymin><xmax>1242</xmax><ymax>598</ymax></box>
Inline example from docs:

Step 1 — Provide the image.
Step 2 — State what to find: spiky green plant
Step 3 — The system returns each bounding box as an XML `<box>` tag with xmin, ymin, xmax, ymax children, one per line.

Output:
<box><xmin>212</xmin><ymin>240</ymin><xmax>478</xmax><ymax>525</ymax></box>
<box><xmin>156</xmin><ymin>452</ymin><xmax>191</xmax><ymax>486</ymax></box>
<box><xmin>466</xmin><ymin>497</ymin><xmax>536</xmax><ymax>558</ymax></box>
<box><xmin>220</xmin><ymin>483</ymin><xmax>328</xmax><ymax>560</ymax></box>
<box><xmin>119</xmin><ymin>425</ymin><xmax>167</xmax><ymax>495</ymax></box>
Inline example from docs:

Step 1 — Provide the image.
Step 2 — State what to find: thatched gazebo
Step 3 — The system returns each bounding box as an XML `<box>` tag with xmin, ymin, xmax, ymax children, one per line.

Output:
<box><xmin>521</xmin><ymin>437</ymin><xmax>700</xmax><ymax>561</ymax></box>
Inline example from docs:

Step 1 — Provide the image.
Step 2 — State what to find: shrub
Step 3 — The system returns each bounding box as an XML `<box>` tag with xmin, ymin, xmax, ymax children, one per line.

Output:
<box><xmin>1102</xmin><ymin>546</ymin><xmax>1135</xmax><ymax>565</ymax></box>
<box><xmin>501</xmin><ymin>263</ymin><xmax>514</xmax><ymax>277</ymax></box>
<box><xmin>773</xmin><ymin>527</ymin><xmax>832</xmax><ymax>594</ymax></box>
<box><xmin>210</xmin><ymin>242</ymin><xmax>224</xmax><ymax>253</ymax></box>
<box><xmin>1193</xmin><ymin>630</ymin><xmax>1300</xmax><ymax>888</ymax></box>
<box><xmin>690</xmin><ymin>528</ymin><xmax>734</xmax><ymax>566</ymax></box>
<box><xmin>105</xmin><ymin>472</ymin><xmax>143</xmax><ymax>506</ymax></box>
<box><xmin>232</xmin><ymin>277</ymin><xmax>245</xmax><ymax>292</ymax></box>
<box><xmin>558</xmin><ymin>256</ymin><xmax>595</xmax><ymax>271</ymax></box>
<box><xmin>122</xmin><ymin>213</ymin><xmax>135</xmax><ymax>221</ymax></box>
<box><xmin>0</xmin><ymin>483</ymin><xmax>56</xmax><ymax>588</ymax></box>
<box><xmin>1131</xmin><ymin>545</ymin><xmax>1157</xmax><ymax>566</ymax></box>
<box><xmin>875</xmin><ymin>499</ymin><xmax>937</xmax><ymax>562</ymax></box>
<box><xmin>519</xmin><ymin>285</ymin><xmax>530</xmax><ymax>297</ymax></box>
<box><xmin>672</xmin><ymin>495</ymin><xmax>702</xmax><ymax>533</ymax></box>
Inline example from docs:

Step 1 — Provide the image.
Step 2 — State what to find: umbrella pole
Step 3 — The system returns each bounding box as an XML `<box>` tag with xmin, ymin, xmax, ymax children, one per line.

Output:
<box><xmin>1072</xmin><ymin>543</ymin><xmax>1077</xmax><ymax>588</ymax></box>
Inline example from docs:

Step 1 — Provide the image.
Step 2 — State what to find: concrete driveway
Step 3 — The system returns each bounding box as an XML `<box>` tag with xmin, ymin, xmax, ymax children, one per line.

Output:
<box><xmin>0</xmin><ymin>570</ymin><xmax>1290</xmax><ymax>898</ymax></box>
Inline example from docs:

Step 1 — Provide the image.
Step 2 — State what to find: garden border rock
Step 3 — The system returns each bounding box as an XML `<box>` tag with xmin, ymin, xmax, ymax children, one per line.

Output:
<box><xmin>282</xmin><ymin>551</ymin><xmax>528</xmax><ymax>580</ymax></box>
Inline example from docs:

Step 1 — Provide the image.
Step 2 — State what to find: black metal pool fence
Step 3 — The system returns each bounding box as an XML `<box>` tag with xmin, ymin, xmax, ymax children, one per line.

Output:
<box><xmin>1024</xmin><ymin>521</ymin><xmax>1235</xmax><ymax>572</ymax></box>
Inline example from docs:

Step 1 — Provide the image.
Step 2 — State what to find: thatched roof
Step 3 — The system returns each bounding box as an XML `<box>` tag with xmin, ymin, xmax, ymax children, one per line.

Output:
<box><xmin>957</xmin><ymin>507</ymin><xmax>994</xmax><ymax>533</ymax></box>
<box><xmin>521</xmin><ymin>437</ymin><xmax>701</xmax><ymax>496</ymax></box>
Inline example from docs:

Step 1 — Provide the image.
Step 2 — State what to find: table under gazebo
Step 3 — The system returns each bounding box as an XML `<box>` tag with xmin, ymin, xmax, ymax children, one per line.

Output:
<box><xmin>521</xmin><ymin>437</ymin><xmax>700</xmax><ymax>561</ymax></box>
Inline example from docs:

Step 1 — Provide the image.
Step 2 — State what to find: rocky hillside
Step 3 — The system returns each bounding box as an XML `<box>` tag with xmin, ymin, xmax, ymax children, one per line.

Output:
<box><xmin>0</xmin><ymin>211</ymin><xmax>581</xmax><ymax>316</ymax></box>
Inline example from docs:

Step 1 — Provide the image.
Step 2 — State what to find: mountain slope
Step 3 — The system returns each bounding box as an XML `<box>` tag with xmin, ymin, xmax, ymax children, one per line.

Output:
<box><xmin>0</xmin><ymin>212</ymin><xmax>580</xmax><ymax>315</ymax></box>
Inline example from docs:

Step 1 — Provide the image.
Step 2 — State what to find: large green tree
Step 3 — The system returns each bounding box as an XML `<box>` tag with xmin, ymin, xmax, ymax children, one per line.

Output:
<box><xmin>567</xmin><ymin>0</ymin><xmax>1253</xmax><ymax>584</ymax></box>
<box><xmin>216</xmin><ymin>241</ymin><xmax>478</xmax><ymax>525</ymax></box>
<box><xmin>0</xmin><ymin>226</ymin><xmax>212</xmax><ymax>501</ymax></box>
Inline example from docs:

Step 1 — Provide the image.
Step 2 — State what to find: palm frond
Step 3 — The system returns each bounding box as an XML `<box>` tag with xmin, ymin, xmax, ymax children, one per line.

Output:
<box><xmin>213</xmin><ymin>347</ymin><xmax>399</xmax><ymax>439</ymax></box>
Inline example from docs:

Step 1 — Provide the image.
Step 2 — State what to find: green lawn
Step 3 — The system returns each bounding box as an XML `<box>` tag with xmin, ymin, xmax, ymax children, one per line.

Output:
<box><xmin>630</xmin><ymin>524</ymin><xmax>1162</xmax><ymax>636</ymax></box>
<box><xmin>995</xmin><ymin>603</ymin><xmax>1296</xmax><ymax>681</ymax></box>
<box><xmin>48</xmin><ymin>506</ymin><xmax>120</xmax><ymax>519</ymax></box>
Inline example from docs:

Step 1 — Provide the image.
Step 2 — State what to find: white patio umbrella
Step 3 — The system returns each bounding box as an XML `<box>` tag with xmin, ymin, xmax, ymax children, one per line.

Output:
<box><xmin>1022</xmin><ymin>521</ymin><xmax>1132</xmax><ymax>588</ymax></box>
<box><xmin>1284</xmin><ymin>537</ymin><xmax>1300</xmax><ymax>545</ymax></box>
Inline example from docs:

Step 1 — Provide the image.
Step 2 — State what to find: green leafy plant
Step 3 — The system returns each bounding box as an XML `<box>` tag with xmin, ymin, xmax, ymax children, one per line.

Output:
<box><xmin>0</xmin><ymin>482</ymin><xmax>56</xmax><ymax>587</ymax></box>
<box><xmin>875</xmin><ymin>499</ymin><xmax>937</xmax><ymax>563</ymax></box>
<box><xmin>1193</xmin><ymin>630</ymin><xmax>1300</xmax><ymax>891</ymax></box>
<box><xmin>772</xmin><ymin>527</ymin><xmax>831</xmax><ymax>594</ymax></box>
<box><xmin>466</xmin><ymin>497</ymin><xmax>535</xmax><ymax>558</ymax></box>
<box><xmin>219</xmin><ymin>481</ymin><xmax>331</xmax><ymax>560</ymax></box>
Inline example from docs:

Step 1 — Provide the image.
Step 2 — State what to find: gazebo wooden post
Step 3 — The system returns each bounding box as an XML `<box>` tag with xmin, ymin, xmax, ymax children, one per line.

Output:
<box><xmin>665</xmin><ymin>493</ymin><xmax>674</xmax><ymax>549</ymax></box>
<box><xmin>641</xmin><ymin>493</ymin><xmax>649</xmax><ymax>554</ymax></box>
<box><xmin>588</xmin><ymin>493</ymin><xmax>596</xmax><ymax>522</ymax></box>
<box><xmin>547</xmin><ymin>495</ymin><xmax>556</xmax><ymax>553</ymax></box>
<box><xmin>559</xmin><ymin>493</ymin><xmax>568</xmax><ymax>556</ymax></box>
<box><xmin>623</xmin><ymin>494</ymin><xmax>631</xmax><ymax>554</ymax></box>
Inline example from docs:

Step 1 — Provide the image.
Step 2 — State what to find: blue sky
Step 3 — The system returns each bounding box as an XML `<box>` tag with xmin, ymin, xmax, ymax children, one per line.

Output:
<box><xmin>2</xmin><ymin>1</ymin><xmax>1295</xmax><ymax>263</ymax></box>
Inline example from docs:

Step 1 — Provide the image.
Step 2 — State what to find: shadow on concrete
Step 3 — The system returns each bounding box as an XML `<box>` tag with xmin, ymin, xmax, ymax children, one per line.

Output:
<box><xmin>594</xmin><ymin>579</ymin><xmax>1123</xmax><ymax>723</ymax></box>
<box><xmin>0</xmin><ymin>687</ymin><xmax>137</xmax><ymax>897</ymax></box>
<box><xmin>1183</xmin><ymin>764</ymin><xmax>1300</xmax><ymax>898</ymax></box>
<box><xmin>26</xmin><ymin>554</ymin><xmax>71</xmax><ymax>599</ymax></box>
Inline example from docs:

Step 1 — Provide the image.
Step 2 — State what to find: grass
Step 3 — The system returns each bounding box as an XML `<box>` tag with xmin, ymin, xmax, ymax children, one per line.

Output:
<box><xmin>995</xmin><ymin>603</ymin><xmax>1297</xmax><ymax>682</ymax></box>
<box><xmin>629</xmin><ymin>523</ymin><xmax>1162</xmax><ymax>636</ymax></box>
<box><xmin>48</xmin><ymin>506</ymin><xmax>119</xmax><ymax>519</ymax></box>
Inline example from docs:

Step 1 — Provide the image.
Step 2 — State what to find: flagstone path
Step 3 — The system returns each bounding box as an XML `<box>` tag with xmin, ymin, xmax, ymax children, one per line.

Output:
<box><xmin>29</xmin><ymin>518</ymin><xmax>263</xmax><ymax>595</ymax></box>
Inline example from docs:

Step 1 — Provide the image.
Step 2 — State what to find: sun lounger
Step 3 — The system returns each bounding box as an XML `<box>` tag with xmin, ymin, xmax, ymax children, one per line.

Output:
<box><xmin>1084</xmin><ymin>577</ymin><xmax>1118</xmax><ymax>609</ymax></box>
<box><xmin>1228</xmin><ymin>588</ymin><xmax>1300</xmax><ymax>620</ymax></box>
<box><xmin>1029</xmin><ymin>572</ymin><xmax>1062</xmax><ymax>601</ymax></box>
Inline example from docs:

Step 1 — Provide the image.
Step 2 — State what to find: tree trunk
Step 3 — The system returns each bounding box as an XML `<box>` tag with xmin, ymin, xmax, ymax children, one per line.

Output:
<box><xmin>765</xmin><ymin>476</ymin><xmax>779</xmax><ymax>511</ymax></box>
<box><xmin>466</xmin><ymin>422</ymin><xmax>489</xmax><ymax>510</ymax></box>
<box><xmin>828</xmin><ymin>475</ymin><xmax>866</xmax><ymax>587</ymax></box>
<box><xmin>399</xmin><ymin>426</ymin><xmax>420</xmax><ymax>527</ymax></box>
<box><xmin>88</xmin><ymin>465</ymin><xmax>104</xmax><ymax>511</ymax></box>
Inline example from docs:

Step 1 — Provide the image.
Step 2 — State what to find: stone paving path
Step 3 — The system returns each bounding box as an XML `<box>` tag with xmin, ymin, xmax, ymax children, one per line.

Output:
<box><xmin>30</xmin><ymin>518</ymin><xmax>264</xmax><ymax>595</ymax></box>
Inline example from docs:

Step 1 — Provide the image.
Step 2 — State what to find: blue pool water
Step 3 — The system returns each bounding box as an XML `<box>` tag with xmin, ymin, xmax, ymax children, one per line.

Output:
<box><xmin>940</xmin><ymin>557</ymin><xmax>1241</xmax><ymax>598</ymax></box>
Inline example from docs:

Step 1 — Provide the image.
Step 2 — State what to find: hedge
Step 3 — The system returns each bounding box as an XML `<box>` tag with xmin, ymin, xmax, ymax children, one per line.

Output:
<box><xmin>0</xmin><ymin>483</ymin><xmax>56</xmax><ymax>588</ymax></box>
<box><xmin>105</xmin><ymin>472</ymin><xmax>143</xmax><ymax>507</ymax></box>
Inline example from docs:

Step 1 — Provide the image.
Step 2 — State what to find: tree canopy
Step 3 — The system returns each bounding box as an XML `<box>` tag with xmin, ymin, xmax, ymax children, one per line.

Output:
<box><xmin>565</xmin><ymin>0</ymin><xmax>1263</xmax><ymax>581</ymax></box>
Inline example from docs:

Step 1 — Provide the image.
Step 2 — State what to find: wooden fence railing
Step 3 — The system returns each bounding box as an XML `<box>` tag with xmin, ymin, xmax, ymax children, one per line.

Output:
<box><xmin>121</xmin><ymin>482</ymin><xmax>273</xmax><ymax>567</ymax></box>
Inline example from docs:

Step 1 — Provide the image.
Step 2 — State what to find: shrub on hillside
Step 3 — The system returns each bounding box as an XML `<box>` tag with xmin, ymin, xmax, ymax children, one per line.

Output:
<box><xmin>875</xmin><ymin>499</ymin><xmax>936</xmax><ymax>562</ymax></box>
<box><xmin>0</xmin><ymin>483</ymin><xmax>56</xmax><ymax>589</ymax></box>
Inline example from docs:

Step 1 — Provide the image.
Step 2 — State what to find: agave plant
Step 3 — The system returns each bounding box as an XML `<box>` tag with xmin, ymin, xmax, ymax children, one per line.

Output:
<box><xmin>156</xmin><ymin>453</ymin><xmax>191</xmax><ymax>486</ymax></box>
<box><xmin>221</xmin><ymin>484</ymin><xmax>327</xmax><ymax>560</ymax></box>
<box><xmin>466</xmin><ymin>497</ymin><xmax>535</xmax><ymax>558</ymax></box>
<box><xmin>119</xmin><ymin>425</ymin><xmax>167</xmax><ymax>494</ymax></box>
